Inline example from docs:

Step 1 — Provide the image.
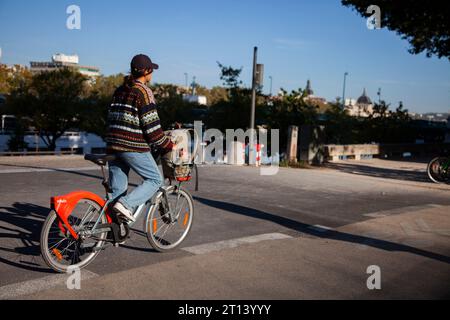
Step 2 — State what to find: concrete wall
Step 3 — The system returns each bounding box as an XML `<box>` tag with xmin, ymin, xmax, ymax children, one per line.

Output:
<box><xmin>325</xmin><ymin>144</ymin><xmax>380</xmax><ymax>161</ymax></box>
<box><xmin>325</xmin><ymin>143</ymin><xmax>450</xmax><ymax>161</ymax></box>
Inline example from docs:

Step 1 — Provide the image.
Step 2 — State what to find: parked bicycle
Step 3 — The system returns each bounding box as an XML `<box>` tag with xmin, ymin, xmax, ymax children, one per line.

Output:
<box><xmin>40</xmin><ymin>130</ymin><xmax>198</xmax><ymax>273</ymax></box>
<box><xmin>427</xmin><ymin>154</ymin><xmax>450</xmax><ymax>184</ymax></box>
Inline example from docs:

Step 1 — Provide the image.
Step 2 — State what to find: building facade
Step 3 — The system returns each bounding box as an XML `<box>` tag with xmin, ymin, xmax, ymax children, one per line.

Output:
<box><xmin>30</xmin><ymin>54</ymin><xmax>100</xmax><ymax>82</ymax></box>
<box><xmin>344</xmin><ymin>88</ymin><xmax>374</xmax><ymax>117</ymax></box>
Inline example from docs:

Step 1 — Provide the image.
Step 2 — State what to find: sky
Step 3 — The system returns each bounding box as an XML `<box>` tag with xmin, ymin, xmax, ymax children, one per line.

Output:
<box><xmin>0</xmin><ymin>0</ymin><xmax>449</xmax><ymax>113</ymax></box>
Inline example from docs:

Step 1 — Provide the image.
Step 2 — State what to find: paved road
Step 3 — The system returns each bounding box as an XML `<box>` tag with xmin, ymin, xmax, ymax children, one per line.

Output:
<box><xmin>0</xmin><ymin>156</ymin><xmax>449</xmax><ymax>298</ymax></box>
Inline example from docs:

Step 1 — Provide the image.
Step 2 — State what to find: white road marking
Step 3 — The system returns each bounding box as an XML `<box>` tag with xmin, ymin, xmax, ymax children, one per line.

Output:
<box><xmin>182</xmin><ymin>233</ymin><xmax>292</xmax><ymax>255</ymax></box>
<box><xmin>363</xmin><ymin>204</ymin><xmax>444</xmax><ymax>218</ymax></box>
<box><xmin>307</xmin><ymin>225</ymin><xmax>333</xmax><ymax>233</ymax></box>
<box><xmin>0</xmin><ymin>166</ymin><xmax>99</xmax><ymax>174</ymax></box>
<box><xmin>0</xmin><ymin>270</ymin><xmax>98</xmax><ymax>300</ymax></box>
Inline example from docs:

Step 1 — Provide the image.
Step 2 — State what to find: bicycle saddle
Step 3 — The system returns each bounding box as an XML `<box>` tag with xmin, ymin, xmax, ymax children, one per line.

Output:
<box><xmin>84</xmin><ymin>154</ymin><xmax>117</xmax><ymax>166</ymax></box>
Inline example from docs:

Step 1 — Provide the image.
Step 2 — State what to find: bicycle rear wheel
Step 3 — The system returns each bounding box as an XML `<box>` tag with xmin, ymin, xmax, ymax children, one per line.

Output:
<box><xmin>427</xmin><ymin>157</ymin><xmax>450</xmax><ymax>184</ymax></box>
<box><xmin>145</xmin><ymin>186</ymin><xmax>194</xmax><ymax>252</ymax></box>
<box><xmin>40</xmin><ymin>199</ymin><xmax>107</xmax><ymax>273</ymax></box>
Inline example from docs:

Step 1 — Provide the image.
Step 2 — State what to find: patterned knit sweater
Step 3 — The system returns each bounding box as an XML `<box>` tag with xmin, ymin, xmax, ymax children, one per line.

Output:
<box><xmin>106</xmin><ymin>78</ymin><xmax>173</xmax><ymax>154</ymax></box>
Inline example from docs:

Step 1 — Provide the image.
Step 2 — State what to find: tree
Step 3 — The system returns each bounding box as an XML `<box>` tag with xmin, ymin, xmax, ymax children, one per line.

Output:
<box><xmin>79</xmin><ymin>74</ymin><xmax>125</xmax><ymax>138</ymax></box>
<box><xmin>206</xmin><ymin>63</ymin><xmax>254</xmax><ymax>131</ymax></box>
<box><xmin>0</xmin><ymin>64</ymin><xmax>32</xmax><ymax>95</ymax></box>
<box><xmin>90</xmin><ymin>73</ymin><xmax>124</xmax><ymax>98</ymax></box>
<box><xmin>7</xmin><ymin>68</ymin><xmax>87</xmax><ymax>150</ymax></box>
<box><xmin>217</xmin><ymin>62</ymin><xmax>243</xmax><ymax>89</ymax></box>
<box><xmin>342</xmin><ymin>1</ymin><xmax>450</xmax><ymax>59</ymax></box>
<box><xmin>192</xmin><ymin>84</ymin><xmax>229</xmax><ymax>106</ymax></box>
<box><xmin>323</xmin><ymin>102</ymin><xmax>359</xmax><ymax>144</ymax></box>
<box><xmin>265</xmin><ymin>88</ymin><xmax>319</xmax><ymax>150</ymax></box>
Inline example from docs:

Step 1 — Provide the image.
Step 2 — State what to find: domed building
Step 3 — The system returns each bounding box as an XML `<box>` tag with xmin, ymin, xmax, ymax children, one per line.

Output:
<box><xmin>303</xmin><ymin>79</ymin><xmax>327</xmax><ymax>107</ymax></box>
<box><xmin>345</xmin><ymin>88</ymin><xmax>374</xmax><ymax>117</ymax></box>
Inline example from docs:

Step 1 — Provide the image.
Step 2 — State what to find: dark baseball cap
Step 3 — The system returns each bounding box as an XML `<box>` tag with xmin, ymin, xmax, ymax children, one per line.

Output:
<box><xmin>130</xmin><ymin>54</ymin><xmax>159</xmax><ymax>74</ymax></box>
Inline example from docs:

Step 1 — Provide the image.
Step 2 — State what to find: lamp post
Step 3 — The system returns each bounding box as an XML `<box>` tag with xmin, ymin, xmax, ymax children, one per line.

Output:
<box><xmin>184</xmin><ymin>73</ymin><xmax>188</xmax><ymax>90</ymax></box>
<box><xmin>192</xmin><ymin>76</ymin><xmax>196</xmax><ymax>95</ymax></box>
<box><xmin>342</xmin><ymin>72</ymin><xmax>348</xmax><ymax>109</ymax></box>
<box><xmin>269</xmin><ymin>76</ymin><xmax>273</xmax><ymax>96</ymax></box>
<box><xmin>249</xmin><ymin>47</ymin><xmax>258</xmax><ymax>165</ymax></box>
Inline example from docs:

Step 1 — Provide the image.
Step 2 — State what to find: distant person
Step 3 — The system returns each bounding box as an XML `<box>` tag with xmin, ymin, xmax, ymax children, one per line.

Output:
<box><xmin>105</xmin><ymin>54</ymin><xmax>174</xmax><ymax>222</ymax></box>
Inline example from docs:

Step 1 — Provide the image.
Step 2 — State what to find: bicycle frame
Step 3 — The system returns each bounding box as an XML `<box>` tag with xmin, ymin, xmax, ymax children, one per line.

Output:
<box><xmin>50</xmin><ymin>184</ymin><xmax>180</xmax><ymax>241</ymax></box>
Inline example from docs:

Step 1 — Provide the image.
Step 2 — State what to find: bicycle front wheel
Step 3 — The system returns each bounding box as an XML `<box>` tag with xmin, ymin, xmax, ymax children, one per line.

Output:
<box><xmin>427</xmin><ymin>157</ymin><xmax>450</xmax><ymax>184</ymax></box>
<box><xmin>145</xmin><ymin>186</ymin><xmax>194</xmax><ymax>252</ymax></box>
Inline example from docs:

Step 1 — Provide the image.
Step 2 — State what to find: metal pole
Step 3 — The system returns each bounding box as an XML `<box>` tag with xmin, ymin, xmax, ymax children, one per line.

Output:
<box><xmin>192</xmin><ymin>76</ymin><xmax>196</xmax><ymax>95</ymax></box>
<box><xmin>249</xmin><ymin>47</ymin><xmax>257</xmax><ymax>165</ymax></box>
<box><xmin>184</xmin><ymin>73</ymin><xmax>188</xmax><ymax>89</ymax></box>
<box><xmin>269</xmin><ymin>76</ymin><xmax>273</xmax><ymax>96</ymax></box>
<box><xmin>342</xmin><ymin>72</ymin><xmax>348</xmax><ymax>109</ymax></box>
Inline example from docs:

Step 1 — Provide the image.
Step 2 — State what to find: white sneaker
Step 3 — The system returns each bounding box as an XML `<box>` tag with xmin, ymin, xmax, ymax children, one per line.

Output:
<box><xmin>113</xmin><ymin>202</ymin><xmax>136</xmax><ymax>222</ymax></box>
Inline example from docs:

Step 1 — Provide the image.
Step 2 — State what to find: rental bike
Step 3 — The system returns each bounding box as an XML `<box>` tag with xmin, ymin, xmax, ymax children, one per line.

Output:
<box><xmin>40</xmin><ymin>132</ymin><xmax>198</xmax><ymax>273</ymax></box>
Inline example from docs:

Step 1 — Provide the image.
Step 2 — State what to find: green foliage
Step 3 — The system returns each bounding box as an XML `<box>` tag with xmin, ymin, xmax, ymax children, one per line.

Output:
<box><xmin>323</xmin><ymin>101</ymin><xmax>414</xmax><ymax>144</ymax></box>
<box><xmin>0</xmin><ymin>64</ymin><xmax>32</xmax><ymax>96</ymax></box>
<box><xmin>78</xmin><ymin>74</ymin><xmax>125</xmax><ymax>138</ymax></box>
<box><xmin>265</xmin><ymin>88</ymin><xmax>319</xmax><ymax>149</ymax></box>
<box><xmin>90</xmin><ymin>73</ymin><xmax>124</xmax><ymax>98</ymax></box>
<box><xmin>342</xmin><ymin>0</ymin><xmax>450</xmax><ymax>59</ymax></box>
<box><xmin>217</xmin><ymin>62</ymin><xmax>243</xmax><ymax>89</ymax></box>
<box><xmin>151</xmin><ymin>83</ymin><xmax>201</xmax><ymax>128</ymax></box>
<box><xmin>193</xmin><ymin>85</ymin><xmax>228</xmax><ymax>106</ymax></box>
<box><xmin>323</xmin><ymin>102</ymin><xmax>359</xmax><ymax>144</ymax></box>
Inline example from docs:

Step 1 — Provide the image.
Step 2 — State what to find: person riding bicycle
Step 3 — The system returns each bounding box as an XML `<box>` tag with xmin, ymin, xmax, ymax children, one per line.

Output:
<box><xmin>105</xmin><ymin>54</ymin><xmax>174</xmax><ymax>222</ymax></box>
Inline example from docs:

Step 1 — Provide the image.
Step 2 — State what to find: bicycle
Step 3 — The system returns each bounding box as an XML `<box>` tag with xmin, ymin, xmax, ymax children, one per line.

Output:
<box><xmin>427</xmin><ymin>155</ymin><xmax>450</xmax><ymax>184</ymax></box>
<box><xmin>40</xmin><ymin>132</ymin><xmax>198</xmax><ymax>273</ymax></box>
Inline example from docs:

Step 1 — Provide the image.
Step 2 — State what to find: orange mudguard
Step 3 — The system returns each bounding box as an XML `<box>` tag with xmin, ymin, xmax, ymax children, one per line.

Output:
<box><xmin>50</xmin><ymin>190</ymin><xmax>112</xmax><ymax>240</ymax></box>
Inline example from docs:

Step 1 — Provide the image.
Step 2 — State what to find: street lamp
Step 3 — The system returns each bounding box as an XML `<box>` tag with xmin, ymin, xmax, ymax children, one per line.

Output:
<box><xmin>192</xmin><ymin>76</ymin><xmax>197</xmax><ymax>95</ymax></box>
<box><xmin>249</xmin><ymin>46</ymin><xmax>264</xmax><ymax>165</ymax></box>
<box><xmin>269</xmin><ymin>76</ymin><xmax>273</xmax><ymax>96</ymax></box>
<box><xmin>342</xmin><ymin>72</ymin><xmax>349</xmax><ymax>109</ymax></box>
<box><xmin>184</xmin><ymin>73</ymin><xmax>188</xmax><ymax>89</ymax></box>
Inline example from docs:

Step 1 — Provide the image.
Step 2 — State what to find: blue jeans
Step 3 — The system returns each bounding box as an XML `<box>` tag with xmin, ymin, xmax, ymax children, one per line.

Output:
<box><xmin>108</xmin><ymin>152</ymin><xmax>163</xmax><ymax>212</ymax></box>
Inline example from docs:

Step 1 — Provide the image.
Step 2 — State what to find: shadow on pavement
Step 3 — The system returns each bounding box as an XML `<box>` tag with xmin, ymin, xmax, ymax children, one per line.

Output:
<box><xmin>194</xmin><ymin>196</ymin><xmax>450</xmax><ymax>265</ymax></box>
<box><xmin>0</xmin><ymin>163</ymin><xmax>140</xmax><ymax>187</ymax></box>
<box><xmin>0</xmin><ymin>203</ymin><xmax>158</xmax><ymax>274</ymax></box>
<box><xmin>0</xmin><ymin>202</ymin><xmax>54</xmax><ymax>273</ymax></box>
<box><xmin>0</xmin><ymin>163</ymin><xmax>104</xmax><ymax>181</ymax></box>
<box><xmin>326</xmin><ymin>162</ymin><xmax>431</xmax><ymax>183</ymax></box>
